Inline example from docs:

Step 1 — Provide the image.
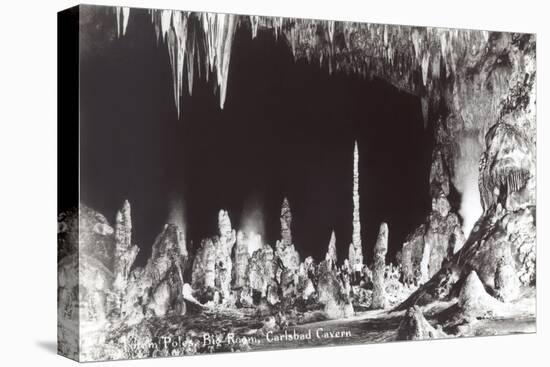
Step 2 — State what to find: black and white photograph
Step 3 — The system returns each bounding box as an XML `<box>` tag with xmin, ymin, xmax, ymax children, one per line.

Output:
<box><xmin>57</xmin><ymin>3</ymin><xmax>537</xmax><ymax>362</ymax></box>
<box><xmin>0</xmin><ymin>0</ymin><xmax>547</xmax><ymax>366</ymax></box>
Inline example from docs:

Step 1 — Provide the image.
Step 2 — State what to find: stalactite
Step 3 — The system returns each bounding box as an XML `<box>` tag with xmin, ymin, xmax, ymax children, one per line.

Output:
<box><xmin>119</xmin><ymin>10</ymin><xmax>238</xmax><ymax>116</ymax></box>
<box><xmin>250</xmin><ymin>15</ymin><xmax>259</xmax><ymax>39</ymax></box>
<box><xmin>167</xmin><ymin>12</ymin><xmax>189</xmax><ymax>117</ymax></box>
<box><xmin>328</xmin><ymin>20</ymin><xmax>335</xmax><ymax>44</ymax></box>
<box><xmin>202</xmin><ymin>13</ymin><xmax>238</xmax><ymax>109</ymax></box>
<box><xmin>115</xmin><ymin>7</ymin><xmax>130</xmax><ymax>37</ymax></box>
<box><xmin>113</xmin><ymin>9</ymin><xmax>508</xmax><ymax>129</ymax></box>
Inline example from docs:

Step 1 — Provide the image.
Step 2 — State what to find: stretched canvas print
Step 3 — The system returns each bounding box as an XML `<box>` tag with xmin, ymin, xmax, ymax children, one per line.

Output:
<box><xmin>57</xmin><ymin>3</ymin><xmax>537</xmax><ymax>362</ymax></box>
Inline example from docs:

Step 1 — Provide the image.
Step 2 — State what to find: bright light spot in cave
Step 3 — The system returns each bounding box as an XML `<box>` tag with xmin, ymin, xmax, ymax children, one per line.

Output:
<box><xmin>454</xmin><ymin>136</ymin><xmax>484</xmax><ymax>239</ymax></box>
<box><xmin>168</xmin><ymin>194</ymin><xmax>186</xmax><ymax>235</ymax></box>
<box><xmin>240</xmin><ymin>194</ymin><xmax>265</xmax><ymax>255</ymax></box>
<box><xmin>246</xmin><ymin>232</ymin><xmax>262</xmax><ymax>256</ymax></box>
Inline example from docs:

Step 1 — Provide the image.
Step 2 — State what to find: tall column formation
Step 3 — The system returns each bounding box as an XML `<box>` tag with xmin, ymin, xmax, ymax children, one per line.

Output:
<box><xmin>349</xmin><ymin>141</ymin><xmax>363</xmax><ymax>268</ymax></box>
<box><xmin>215</xmin><ymin>210</ymin><xmax>236</xmax><ymax>300</ymax></box>
<box><xmin>113</xmin><ymin>201</ymin><xmax>139</xmax><ymax>290</ymax></box>
<box><xmin>372</xmin><ymin>222</ymin><xmax>388</xmax><ymax>309</ymax></box>
<box><xmin>113</xmin><ymin>200</ymin><xmax>139</xmax><ymax>317</ymax></box>
<box><xmin>280</xmin><ymin>197</ymin><xmax>292</xmax><ymax>247</ymax></box>
<box><xmin>276</xmin><ymin>198</ymin><xmax>300</xmax><ymax>271</ymax></box>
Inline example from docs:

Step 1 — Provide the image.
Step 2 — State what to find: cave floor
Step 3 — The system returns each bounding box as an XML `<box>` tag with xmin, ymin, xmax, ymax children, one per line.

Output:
<box><xmin>128</xmin><ymin>299</ymin><xmax>535</xmax><ymax>353</ymax></box>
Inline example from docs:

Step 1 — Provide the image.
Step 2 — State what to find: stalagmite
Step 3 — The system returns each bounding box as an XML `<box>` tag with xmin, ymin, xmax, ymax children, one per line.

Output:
<box><xmin>372</xmin><ymin>223</ymin><xmax>388</xmax><ymax>309</ymax></box>
<box><xmin>191</xmin><ymin>210</ymin><xmax>236</xmax><ymax>301</ymax></box>
<box><xmin>192</xmin><ymin>238</ymin><xmax>216</xmax><ymax>289</ymax></box>
<box><xmin>396</xmin><ymin>306</ymin><xmax>445</xmax><ymax>340</ymax></box>
<box><xmin>494</xmin><ymin>248</ymin><xmax>520</xmax><ymax>302</ymax></box>
<box><xmin>280</xmin><ymin>197</ymin><xmax>292</xmax><ymax>247</ymax></box>
<box><xmin>349</xmin><ymin>141</ymin><xmax>363</xmax><ymax>269</ymax></box>
<box><xmin>113</xmin><ymin>200</ymin><xmax>139</xmax><ymax>297</ymax></box>
<box><xmin>325</xmin><ymin>230</ymin><xmax>337</xmax><ymax>266</ymax></box>
<box><xmin>248</xmin><ymin>245</ymin><xmax>276</xmax><ymax>297</ymax></box>
<box><xmin>276</xmin><ymin>198</ymin><xmax>300</xmax><ymax>270</ymax></box>
<box><xmin>458</xmin><ymin>271</ymin><xmax>502</xmax><ymax>316</ymax></box>
<box><xmin>138</xmin><ymin>224</ymin><xmax>188</xmax><ymax>319</ymax></box>
<box><xmin>215</xmin><ymin>210</ymin><xmax>236</xmax><ymax>299</ymax></box>
<box><xmin>233</xmin><ymin>230</ymin><xmax>251</xmax><ymax>288</ymax></box>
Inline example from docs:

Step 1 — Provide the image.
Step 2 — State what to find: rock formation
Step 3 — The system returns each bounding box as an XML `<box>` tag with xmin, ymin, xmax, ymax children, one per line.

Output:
<box><xmin>275</xmin><ymin>198</ymin><xmax>300</xmax><ymax>271</ymax></box>
<box><xmin>113</xmin><ymin>201</ymin><xmax>137</xmax><ymax>287</ymax></box>
<box><xmin>233</xmin><ymin>230</ymin><xmax>250</xmax><ymax>288</ymax></box>
<box><xmin>135</xmin><ymin>223</ymin><xmax>188</xmax><ymax>319</ymax></box>
<box><xmin>396</xmin><ymin>306</ymin><xmax>445</xmax><ymax>340</ymax></box>
<box><xmin>62</xmin><ymin>10</ymin><xmax>538</xmax><ymax>360</ymax></box>
<box><xmin>349</xmin><ymin>141</ymin><xmax>363</xmax><ymax>271</ymax></box>
<box><xmin>458</xmin><ymin>271</ymin><xmax>502</xmax><ymax>317</ymax></box>
<box><xmin>494</xmin><ymin>248</ymin><xmax>520</xmax><ymax>302</ymax></box>
<box><xmin>316</xmin><ymin>261</ymin><xmax>354</xmax><ymax>319</ymax></box>
<box><xmin>111</xmin><ymin>202</ymin><xmax>140</xmax><ymax>318</ymax></box>
<box><xmin>372</xmin><ymin>223</ymin><xmax>388</xmax><ymax>309</ymax></box>
<box><xmin>325</xmin><ymin>230</ymin><xmax>337</xmax><ymax>266</ymax></box>
<box><xmin>400</xmin><ymin>209</ymin><xmax>464</xmax><ymax>286</ymax></box>
<box><xmin>191</xmin><ymin>238</ymin><xmax>216</xmax><ymax>289</ymax></box>
<box><xmin>192</xmin><ymin>210</ymin><xmax>236</xmax><ymax>301</ymax></box>
<box><xmin>247</xmin><ymin>245</ymin><xmax>276</xmax><ymax>298</ymax></box>
<box><xmin>233</xmin><ymin>230</ymin><xmax>263</xmax><ymax>289</ymax></box>
<box><xmin>279</xmin><ymin>197</ymin><xmax>292</xmax><ymax>247</ymax></box>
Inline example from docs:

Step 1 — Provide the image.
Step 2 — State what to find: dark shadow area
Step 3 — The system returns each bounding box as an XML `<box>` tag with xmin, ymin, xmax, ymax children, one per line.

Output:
<box><xmin>80</xmin><ymin>9</ymin><xmax>433</xmax><ymax>267</ymax></box>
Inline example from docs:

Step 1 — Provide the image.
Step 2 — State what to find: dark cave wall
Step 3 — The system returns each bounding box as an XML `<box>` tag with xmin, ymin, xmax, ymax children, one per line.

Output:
<box><xmin>79</xmin><ymin>9</ymin><xmax>433</xmax><ymax>266</ymax></box>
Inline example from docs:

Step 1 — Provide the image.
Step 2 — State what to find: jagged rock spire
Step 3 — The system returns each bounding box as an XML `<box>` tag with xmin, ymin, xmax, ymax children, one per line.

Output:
<box><xmin>113</xmin><ymin>200</ymin><xmax>139</xmax><ymax>311</ymax></box>
<box><xmin>326</xmin><ymin>230</ymin><xmax>337</xmax><ymax>265</ymax></box>
<box><xmin>280</xmin><ymin>197</ymin><xmax>292</xmax><ymax>248</ymax></box>
<box><xmin>218</xmin><ymin>209</ymin><xmax>233</xmax><ymax>239</ymax></box>
<box><xmin>349</xmin><ymin>141</ymin><xmax>363</xmax><ymax>267</ymax></box>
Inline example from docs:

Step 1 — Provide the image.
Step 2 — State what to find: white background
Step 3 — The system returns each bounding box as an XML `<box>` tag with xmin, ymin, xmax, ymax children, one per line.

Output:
<box><xmin>0</xmin><ymin>0</ymin><xmax>546</xmax><ymax>365</ymax></box>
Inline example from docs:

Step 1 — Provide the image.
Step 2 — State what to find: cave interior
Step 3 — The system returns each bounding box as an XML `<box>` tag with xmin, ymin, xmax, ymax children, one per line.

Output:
<box><xmin>80</xmin><ymin>9</ymin><xmax>454</xmax><ymax>268</ymax></box>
